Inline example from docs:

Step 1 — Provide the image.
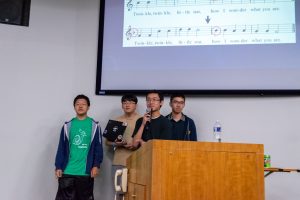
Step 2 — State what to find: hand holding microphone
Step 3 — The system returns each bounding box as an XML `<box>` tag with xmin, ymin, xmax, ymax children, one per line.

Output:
<box><xmin>142</xmin><ymin>108</ymin><xmax>152</xmax><ymax>126</ymax></box>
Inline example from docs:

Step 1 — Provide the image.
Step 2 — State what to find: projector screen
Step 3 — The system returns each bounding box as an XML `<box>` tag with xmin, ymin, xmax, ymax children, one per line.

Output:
<box><xmin>96</xmin><ymin>0</ymin><xmax>300</xmax><ymax>95</ymax></box>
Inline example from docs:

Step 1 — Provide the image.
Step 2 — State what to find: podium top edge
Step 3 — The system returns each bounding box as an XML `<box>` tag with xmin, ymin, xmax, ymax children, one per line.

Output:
<box><xmin>143</xmin><ymin>140</ymin><xmax>264</xmax><ymax>153</ymax></box>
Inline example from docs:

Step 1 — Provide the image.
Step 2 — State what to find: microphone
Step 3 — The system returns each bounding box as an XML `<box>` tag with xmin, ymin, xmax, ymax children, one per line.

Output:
<box><xmin>146</xmin><ymin>108</ymin><xmax>152</xmax><ymax>123</ymax></box>
<box><xmin>145</xmin><ymin>108</ymin><xmax>152</xmax><ymax>140</ymax></box>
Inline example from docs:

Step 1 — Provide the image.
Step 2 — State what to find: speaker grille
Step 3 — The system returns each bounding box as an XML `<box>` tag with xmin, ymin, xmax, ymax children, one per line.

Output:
<box><xmin>0</xmin><ymin>0</ymin><xmax>31</xmax><ymax>26</ymax></box>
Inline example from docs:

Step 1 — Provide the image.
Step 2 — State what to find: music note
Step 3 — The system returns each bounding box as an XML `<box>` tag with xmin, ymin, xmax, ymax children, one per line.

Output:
<box><xmin>266</xmin><ymin>24</ymin><xmax>270</xmax><ymax>33</ymax></box>
<box><xmin>146</xmin><ymin>0</ymin><xmax>151</xmax><ymax>8</ymax></box>
<box><xmin>274</xmin><ymin>24</ymin><xmax>279</xmax><ymax>33</ymax></box>
<box><xmin>242</xmin><ymin>25</ymin><xmax>247</xmax><ymax>33</ymax></box>
<box><xmin>178</xmin><ymin>28</ymin><xmax>183</xmax><ymax>36</ymax></box>
<box><xmin>196</xmin><ymin>28</ymin><xmax>201</xmax><ymax>36</ymax></box>
<box><xmin>183</xmin><ymin>27</ymin><xmax>191</xmax><ymax>36</ymax></box>
<box><xmin>211</xmin><ymin>26</ymin><xmax>221</xmax><ymax>36</ymax></box>
<box><xmin>232</xmin><ymin>25</ymin><xmax>237</xmax><ymax>33</ymax></box>
<box><xmin>167</xmin><ymin>29</ymin><xmax>171</xmax><ymax>37</ymax></box>
<box><xmin>157</xmin><ymin>29</ymin><xmax>161</xmax><ymax>37</ymax></box>
<box><xmin>292</xmin><ymin>24</ymin><xmax>295</xmax><ymax>33</ymax></box>
<box><xmin>148</xmin><ymin>28</ymin><xmax>153</xmax><ymax>37</ymax></box>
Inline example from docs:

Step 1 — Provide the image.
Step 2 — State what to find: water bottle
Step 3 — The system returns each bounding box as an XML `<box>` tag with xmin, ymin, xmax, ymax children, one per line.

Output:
<box><xmin>213</xmin><ymin>120</ymin><xmax>222</xmax><ymax>142</ymax></box>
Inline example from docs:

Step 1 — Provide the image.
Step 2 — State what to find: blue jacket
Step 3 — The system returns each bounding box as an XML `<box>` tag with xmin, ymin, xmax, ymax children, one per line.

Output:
<box><xmin>166</xmin><ymin>113</ymin><xmax>198</xmax><ymax>141</ymax></box>
<box><xmin>55</xmin><ymin>118</ymin><xmax>103</xmax><ymax>175</ymax></box>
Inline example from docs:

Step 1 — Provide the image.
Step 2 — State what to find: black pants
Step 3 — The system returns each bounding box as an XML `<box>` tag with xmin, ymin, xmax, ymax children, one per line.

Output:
<box><xmin>55</xmin><ymin>174</ymin><xmax>94</xmax><ymax>200</ymax></box>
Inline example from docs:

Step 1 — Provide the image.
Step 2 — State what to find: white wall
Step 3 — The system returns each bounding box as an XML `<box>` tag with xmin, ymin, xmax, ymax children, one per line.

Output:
<box><xmin>0</xmin><ymin>0</ymin><xmax>299</xmax><ymax>199</ymax></box>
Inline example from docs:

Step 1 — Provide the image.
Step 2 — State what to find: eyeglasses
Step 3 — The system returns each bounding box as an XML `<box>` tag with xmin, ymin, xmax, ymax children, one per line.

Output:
<box><xmin>122</xmin><ymin>101</ymin><xmax>136</xmax><ymax>105</ymax></box>
<box><xmin>172</xmin><ymin>100</ymin><xmax>185</xmax><ymax>105</ymax></box>
<box><xmin>146</xmin><ymin>98</ymin><xmax>160</xmax><ymax>103</ymax></box>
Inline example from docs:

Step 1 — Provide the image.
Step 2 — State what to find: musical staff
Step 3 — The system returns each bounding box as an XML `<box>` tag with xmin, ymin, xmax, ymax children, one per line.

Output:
<box><xmin>126</xmin><ymin>0</ymin><xmax>294</xmax><ymax>11</ymax></box>
<box><xmin>125</xmin><ymin>23</ymin><xmax>295</xmax><ymax>40</ymax></box>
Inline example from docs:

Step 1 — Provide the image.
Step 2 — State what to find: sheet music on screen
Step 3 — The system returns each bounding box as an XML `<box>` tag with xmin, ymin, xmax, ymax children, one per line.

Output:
<box><xmin>123</xmin><ymin>0</ymin><xmax>296</xmax><ymax>47</ymax></box>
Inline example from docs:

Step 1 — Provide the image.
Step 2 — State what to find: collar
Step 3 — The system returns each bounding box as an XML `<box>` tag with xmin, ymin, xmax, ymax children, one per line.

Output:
<box><xmin>168</xmin><ymin>113</ymin><xmax>186</xmax><ymax>121</ymax></box>
<box><xmin>151</xmin><ymin>114</ymin><xmax>161</xmax><ymax>120</ymax></box>
<box><xmin>120</xmin><ymin>112</ymin><xmax>139</xmax><ymax>121</ymax></box>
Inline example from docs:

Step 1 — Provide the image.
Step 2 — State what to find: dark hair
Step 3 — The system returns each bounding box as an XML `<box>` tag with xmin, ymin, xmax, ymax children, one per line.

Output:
<box><xmin>170</xmin><ymin>93</ymin><xmax>185</xmax><ymax>102</ymax></box>
<box><xmin>73</xmin><ymin>94</ymin><xmax>90</xmax><ymax>107</ymax></box>
<box><xmin>146</xmin><ymin>90</ymin><xmax>164</xmax><ymax>101</ymax></box>
<box><xmin>121</xmin><ymin>94</ymin><xmax>138</xmax><ymax>104</ymax></box>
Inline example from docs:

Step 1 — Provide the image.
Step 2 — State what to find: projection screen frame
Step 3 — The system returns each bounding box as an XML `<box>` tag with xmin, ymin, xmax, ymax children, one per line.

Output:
<box><xmin>96</xmin><ymin>0</ymin><xmax>300</xmax><ymax>96</ymax></box>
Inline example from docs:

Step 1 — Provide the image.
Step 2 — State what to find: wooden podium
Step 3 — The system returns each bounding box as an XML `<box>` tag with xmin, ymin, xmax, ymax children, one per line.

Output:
<box><xmin>125</xmin><ymin>140</ymin><xmax>264</xmax><ymax>200</ymax></box>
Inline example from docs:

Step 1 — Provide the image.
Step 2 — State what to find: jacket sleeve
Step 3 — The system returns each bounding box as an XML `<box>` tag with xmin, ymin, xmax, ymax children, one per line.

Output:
<box><xmin>189</xmin><ymin>119</ymin><xmax>198</xmax><ymax>141</ymax></box>
<box><xmin>55</xmin><ymin>126</ymin><xmax>65</xmax><ymax>170</ymax></box>
<box><xmin>132</xmin><ymin>117</ymin><xmax>142</xmax><ymax>138</ymax></box>
<box><xmin>93</xmin><ymin>125</ymin><xmax>103</xmax><ymax>168</ymax></box>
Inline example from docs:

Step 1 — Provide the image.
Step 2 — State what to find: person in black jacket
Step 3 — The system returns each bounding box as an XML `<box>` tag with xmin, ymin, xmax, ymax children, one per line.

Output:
<box><xmin>166</xmin><ymin>94</ymin><xmax>197</xmax><ymax>141</ymax></box>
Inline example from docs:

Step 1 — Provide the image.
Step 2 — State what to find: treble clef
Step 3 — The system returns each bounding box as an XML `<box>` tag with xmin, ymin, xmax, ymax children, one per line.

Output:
<box><xmin>126</xmin><ymin>26</ymin><xmax>132</xmax><ymax>40</ymax></box>
<box><xmin>127</xmin><ymin>0</ymin><xmax>133</xmax><ymax>11</ymax></box>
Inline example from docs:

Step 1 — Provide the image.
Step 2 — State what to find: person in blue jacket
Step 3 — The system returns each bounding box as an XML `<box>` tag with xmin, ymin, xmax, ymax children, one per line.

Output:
<box><xmin>55</xmin><ymin>94</ymin><xmax>103</xmax><ymax>200</ymax></box>
<box><xmin>166</xmin><ymin>94</ymin><xmax>197</xmax><ymax>141</ymax></box>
